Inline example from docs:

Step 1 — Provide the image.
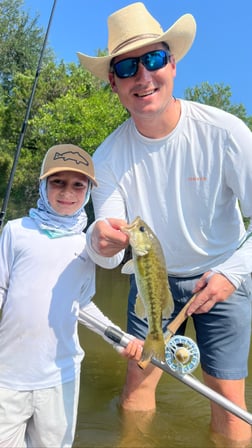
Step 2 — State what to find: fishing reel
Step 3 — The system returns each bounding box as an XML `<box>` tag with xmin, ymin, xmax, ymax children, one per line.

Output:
<box><xmin>165</xmin><ymin>335</ymin><xmax>200</xmax><ymax>375</ymax></box>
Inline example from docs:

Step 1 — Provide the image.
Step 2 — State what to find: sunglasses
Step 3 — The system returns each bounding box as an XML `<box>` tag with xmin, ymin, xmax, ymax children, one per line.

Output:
<box><xmin>110</xmin><ymin>49</ymin><xmax>171</xmax><ymax>79</ymax></box>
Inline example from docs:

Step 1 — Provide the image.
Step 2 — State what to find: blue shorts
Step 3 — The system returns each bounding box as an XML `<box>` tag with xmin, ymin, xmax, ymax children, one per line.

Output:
<box><xmin>127</xmin><ymin>274</ymin><xmax>252</xmax><ymax>379</ymax></box>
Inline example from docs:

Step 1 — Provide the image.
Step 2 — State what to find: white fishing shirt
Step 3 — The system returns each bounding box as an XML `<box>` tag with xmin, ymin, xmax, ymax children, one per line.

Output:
<box><xmin>0</xmin><ymin>217</ymin><xmax>123</xmax><ymax>390</ymax></box>
<box><xmin>86</xmin><ymin>100</ymin><xmax>252</xmax><ymax>288</ymax></box>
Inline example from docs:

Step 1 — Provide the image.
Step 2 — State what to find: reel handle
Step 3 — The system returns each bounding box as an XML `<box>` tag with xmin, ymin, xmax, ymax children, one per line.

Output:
<box><xmin>167</xmin><ymin>294</ymin><xmax>197</xmax><ymax>335</ymax></box>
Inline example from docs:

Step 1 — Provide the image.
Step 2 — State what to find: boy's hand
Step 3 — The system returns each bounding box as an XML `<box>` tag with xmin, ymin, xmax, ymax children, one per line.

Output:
<box><xmin>121</xmin><ymin>339</ymin><xmax>143</xmax><ymax>361</ymax></box>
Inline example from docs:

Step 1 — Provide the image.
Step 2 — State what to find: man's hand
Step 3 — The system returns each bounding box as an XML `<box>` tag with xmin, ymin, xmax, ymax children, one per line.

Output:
<box><xmin>186</xmin><ymin>271</ymin><xmax>236</xmax><ymax>315</ymax></box>
<box><xmin>91</xmin><ymin>218</ymin><xmax>129</xmax><ymax>257</ymax></box>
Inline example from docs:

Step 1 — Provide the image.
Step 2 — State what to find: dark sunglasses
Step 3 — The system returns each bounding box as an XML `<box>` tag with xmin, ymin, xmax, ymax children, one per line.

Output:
<box><xmin>110</xmin><ymin>49</ymin><xmax>171</xmax><ymax>79</ymax></box>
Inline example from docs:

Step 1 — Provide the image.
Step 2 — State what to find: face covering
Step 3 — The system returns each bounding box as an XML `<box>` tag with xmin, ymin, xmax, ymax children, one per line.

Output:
<box><xmin>29</xmin><ymin>178</ymin><xmax>90</xmax><ymax>238</ymax></box>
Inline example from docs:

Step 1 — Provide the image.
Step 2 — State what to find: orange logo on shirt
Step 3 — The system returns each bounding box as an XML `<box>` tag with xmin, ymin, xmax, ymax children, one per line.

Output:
<box><xmin>188</xmin><ymin>176</ymin><xmax>207</xmax><ymax>181</ymax></box>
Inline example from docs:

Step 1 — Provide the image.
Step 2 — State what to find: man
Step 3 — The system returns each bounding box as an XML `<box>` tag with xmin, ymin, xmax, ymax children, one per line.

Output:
<box><xmin>77</xmin><ymin>2</ymin><xmax>252</xmax><ymax>445</ymax></box>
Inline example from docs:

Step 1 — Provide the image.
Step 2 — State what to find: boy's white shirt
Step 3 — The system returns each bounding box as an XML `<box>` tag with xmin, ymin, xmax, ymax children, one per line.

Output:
<box><xmin>0</xmin><ymin>217</ymin><xmax>127</xmax><ymax>390</ymax></box>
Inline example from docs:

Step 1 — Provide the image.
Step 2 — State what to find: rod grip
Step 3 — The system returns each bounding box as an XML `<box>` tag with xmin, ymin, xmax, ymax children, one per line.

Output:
<box><xmin>104</xmin><ymin>326</ymin><xmax>125</xmax><ymax>344</ymax></box>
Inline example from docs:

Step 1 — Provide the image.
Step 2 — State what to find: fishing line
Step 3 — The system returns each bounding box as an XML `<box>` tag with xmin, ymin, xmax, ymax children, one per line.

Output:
<box><xmin>0</xmin><ymin>0</ymin><xmax>58</xmax><ymax>229</ymax></box>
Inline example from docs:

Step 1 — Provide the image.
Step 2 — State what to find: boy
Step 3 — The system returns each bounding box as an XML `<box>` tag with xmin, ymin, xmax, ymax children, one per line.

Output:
<box><xmin>0</xmin><ymin>144</ymin><xmax>142</xmax><ymax>448</ymax></box>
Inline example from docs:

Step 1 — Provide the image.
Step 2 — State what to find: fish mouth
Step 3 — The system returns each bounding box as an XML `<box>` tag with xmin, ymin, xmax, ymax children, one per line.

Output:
<box><xmin>120</xmin><ymin>227</ymin><xmax>130</xmax><ymax>236</ymax></box>
<box><xmin>120</xmin><ymin>217</ymin><xmax>140</xmax><ymax>234</ymax></box>
<box><xmin>120</xmin><ymin>224</ymin><xmax>131</xmax><ymax>234</ymax></box>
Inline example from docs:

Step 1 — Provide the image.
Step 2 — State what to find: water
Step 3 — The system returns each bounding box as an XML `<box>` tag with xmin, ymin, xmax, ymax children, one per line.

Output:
<box><xmin>74</xmin><ymin>267</ymin><xmax>252</xmax><ymax>448</ymax></box>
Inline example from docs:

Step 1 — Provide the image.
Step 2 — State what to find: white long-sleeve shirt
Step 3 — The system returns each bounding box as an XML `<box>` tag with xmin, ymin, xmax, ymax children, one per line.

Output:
<box><xmin>86</xmin><ymin>100</ymin><xmax>252</xmax><ymax>288</ymax></box>
<box><xmin>0</xmin><ymin>217</ymin><xmax>127</xmax><ymax>390</ymax></box>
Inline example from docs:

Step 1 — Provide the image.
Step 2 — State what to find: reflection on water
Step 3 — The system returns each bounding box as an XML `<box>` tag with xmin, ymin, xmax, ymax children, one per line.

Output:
<box><xmin>74</xmin><ymin>267</ymin><xmax>252</xmax><ymax>448</ymax></box>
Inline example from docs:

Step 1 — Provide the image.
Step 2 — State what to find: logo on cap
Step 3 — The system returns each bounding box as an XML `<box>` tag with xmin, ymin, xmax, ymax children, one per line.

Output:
<box><xmin>54</xmin><ymin>150</ymin><xmax>89</xmax><ymax>167</ymax></box>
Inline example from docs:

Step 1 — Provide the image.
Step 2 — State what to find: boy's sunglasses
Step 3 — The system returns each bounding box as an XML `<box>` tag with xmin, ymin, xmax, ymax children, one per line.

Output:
<box><xmin>110</xmin><ymin>49</ymin><xmax>171</xmax><ymax>79</ymax></box>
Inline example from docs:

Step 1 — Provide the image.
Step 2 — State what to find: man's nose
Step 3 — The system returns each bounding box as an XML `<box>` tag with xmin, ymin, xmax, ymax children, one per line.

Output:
<box><xmin>135</xmin><ymin>63</ymin><xmax>153</xmax><ymax>81</ymax></box>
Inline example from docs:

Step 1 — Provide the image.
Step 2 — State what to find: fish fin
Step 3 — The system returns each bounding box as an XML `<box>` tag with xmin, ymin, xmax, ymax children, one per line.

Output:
<box><xmin>138</xmin><ymin>358</ymin><xmax>152</xmax><ymax>369</ymax></box>
<box><xmin>140</xmin><ymin>333</ymin><xmax>165</xmax><ymax>364</ymax></box>
<box><xmin>134</xmin><ymin>295</ymin><xmax>147</xmax><ymax>319</ymax></box>
<box><xmin>121</xmin><ymin>260</ymin><xmax>135</xmax><ymax>275</ymax></box>
<box><xmin>162</xmin><ymin>289</ymin><xmax>174</xmax><ymax>319</ymax></box>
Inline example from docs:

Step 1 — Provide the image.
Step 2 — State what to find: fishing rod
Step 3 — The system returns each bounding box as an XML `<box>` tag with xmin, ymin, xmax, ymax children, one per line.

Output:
<box><xmin>0</xmin><ymin>0</ymin><xmax>58</xmax><ymax>230</ymax></box>
<box><xmin>79</xmin><ymin>309</ymin><xmax>252</xmax><ymax>426</ymax></box>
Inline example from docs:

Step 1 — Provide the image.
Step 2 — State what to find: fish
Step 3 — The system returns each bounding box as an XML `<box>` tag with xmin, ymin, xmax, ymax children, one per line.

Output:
<box><xmin>120</xmin><ymin>216</ymin><xmax>174</xmax><ymax>368</ymax></box>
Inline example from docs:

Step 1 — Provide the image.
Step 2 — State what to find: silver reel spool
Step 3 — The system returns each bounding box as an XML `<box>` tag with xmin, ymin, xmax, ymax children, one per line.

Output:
<box><xmin>165</xmin><ymin>335</ymin><xmax>200</xmax><ymax>375</ymax></box>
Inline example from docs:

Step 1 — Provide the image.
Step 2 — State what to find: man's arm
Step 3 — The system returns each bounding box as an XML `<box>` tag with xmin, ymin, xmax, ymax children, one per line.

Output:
<box><xmin>187</xmin><ymin>219</ymin><xmax>252</xmax><ymax>315</ymax></box>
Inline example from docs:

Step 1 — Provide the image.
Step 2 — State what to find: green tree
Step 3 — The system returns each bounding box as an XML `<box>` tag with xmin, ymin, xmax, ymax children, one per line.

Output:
<box><xmin>0</xmin><ymin>0</ymin><xmax>53</xmax><ymax>94</ymax></box>
<box><xmin>31</xmin><ymin>65</ymin><xmax>128</xmax><ymax>152</ymax></box>
<box><xmin>185</xmin><ymin>82</ymin><xmax>251</xmax><ymax>129</ymax></box>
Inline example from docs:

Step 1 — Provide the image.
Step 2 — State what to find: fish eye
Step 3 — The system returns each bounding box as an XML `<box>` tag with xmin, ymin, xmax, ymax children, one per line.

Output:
<box><xmin>139</xmin><ymin>226</ymin><xmax>145</xmax><ymax>232</ymax></box>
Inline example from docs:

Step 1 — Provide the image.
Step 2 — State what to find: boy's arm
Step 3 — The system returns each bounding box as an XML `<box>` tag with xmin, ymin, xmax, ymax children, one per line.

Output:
<box><xmin>79</xmin><ymin>301</ymin><xmax>143</xmax><ymax>359</ymax></box>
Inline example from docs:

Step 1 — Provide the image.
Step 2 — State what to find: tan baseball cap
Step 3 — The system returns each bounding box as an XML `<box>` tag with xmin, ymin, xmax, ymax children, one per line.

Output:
<box><xmin>39</xmin><ymin>144</ymin><xmax>98</xmax><ymax>186</ymax></box>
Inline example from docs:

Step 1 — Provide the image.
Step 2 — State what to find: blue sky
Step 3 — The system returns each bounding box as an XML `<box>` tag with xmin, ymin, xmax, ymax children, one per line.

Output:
<box><xmin>23</xmin><ymin>0</ymin><xmax>252</xmax><ymax>115</ymax></box>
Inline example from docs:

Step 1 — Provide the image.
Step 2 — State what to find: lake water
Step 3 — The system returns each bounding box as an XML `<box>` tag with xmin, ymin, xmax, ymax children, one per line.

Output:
<box><xmin>74</xmin><ymin>267</ymin><xmax>252</xmax><ymax>448</ymax></box>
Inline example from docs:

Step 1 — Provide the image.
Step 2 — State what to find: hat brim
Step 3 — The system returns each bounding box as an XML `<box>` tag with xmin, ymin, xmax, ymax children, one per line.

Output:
<box><xmin>77</xmin><ymin>14</ymin><xmax>196</xmax><ymax>81</ymax></box>
<box><xmin>40</xmin><ymin>167</ymin><xmax>98</xmax><ymax>187</ymax></box>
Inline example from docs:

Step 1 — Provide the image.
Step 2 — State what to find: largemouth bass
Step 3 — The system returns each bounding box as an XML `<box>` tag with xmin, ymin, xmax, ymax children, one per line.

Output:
<box><xmin>120</xmin><ymin>216</ymin><xmax>174</xmax><ymax>367</ymax></box>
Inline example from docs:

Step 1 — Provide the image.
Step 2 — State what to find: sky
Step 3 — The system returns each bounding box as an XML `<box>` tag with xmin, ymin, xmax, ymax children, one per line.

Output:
<box><xmin>22</xmin><ymin>0</ymin><xmax>252</xmax><ymax>115</ymax></box>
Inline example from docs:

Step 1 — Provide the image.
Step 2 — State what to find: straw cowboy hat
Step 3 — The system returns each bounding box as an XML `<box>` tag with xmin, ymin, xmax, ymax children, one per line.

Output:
<box><xmin>77</xmin><ymin>2</ymin><xmax>196</xmax><ymax>81</ymax></box>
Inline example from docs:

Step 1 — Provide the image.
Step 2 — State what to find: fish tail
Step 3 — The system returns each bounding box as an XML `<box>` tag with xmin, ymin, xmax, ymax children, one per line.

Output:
<box><xmin>141</xmin><ymin>333</ymin><xmax>165</xmax><ymax>363</ymax></box>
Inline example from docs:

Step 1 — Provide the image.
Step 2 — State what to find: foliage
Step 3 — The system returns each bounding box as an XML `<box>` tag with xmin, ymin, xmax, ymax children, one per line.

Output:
<box><xmin>0</xmin><ymin>0</ymin><xmax>53</xmax><ymax>94</ymax></box>
<box><xmin>30</xmin><ymin>63</ymin><xmax>128</xmax><ymax>151</ymax></box>
<box><xmin>185</xmin><ymin>82</ymin><xmax>251</xmax><ymax>129</ymax></box>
